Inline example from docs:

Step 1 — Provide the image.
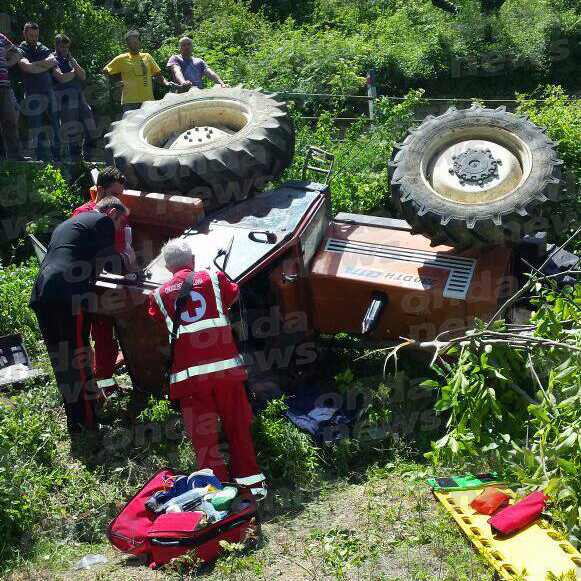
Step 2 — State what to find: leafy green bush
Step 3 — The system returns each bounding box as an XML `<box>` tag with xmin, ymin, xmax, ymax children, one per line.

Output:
<box><xmin>0</xmin><ymin>164</ymin><xmax>82</xmax><ymax>355</ymax></box>
<box><xmin>0</xmin><ymin>259</ymin><xmax>41</xmax><ymax>354</ymax></box>
<box><xmin>0</xmin><ymin>394</ymin><xmax>61</xmax><ymax>564</ymax></box>
<box><xmin>284</xmin><ymin>89</ymin><xmax>425</xmax><ymax>215</ymax></box>
<box><xmin>252</xmin><ymin>398</ymin><xmax>321</xmax><ymax>488</ymax></box>
<box><xmin>0</xmin><ymin>164</ymin><xmax>83</xmax><ymax>262</ymax></box>
<box><xmin>147</xmin><ymin>0</ymin><xmax>580</xmax><ymax>113</ymax></box>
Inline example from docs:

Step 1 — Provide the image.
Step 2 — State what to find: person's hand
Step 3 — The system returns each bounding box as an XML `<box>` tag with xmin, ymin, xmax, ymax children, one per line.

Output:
<box><xmin>183</xmin><ymin>80</ymin><xmax>192</xmax><ymax>89</ymax></box>
<box><xmin>46</xmin><ymin>54</ymin><xmax>58</xmax><ymax>67</ymax></box>
<box><xmin>122</xmin><ymin>247</ymin><xmax>138</xmax><ymax>271</ymax></box>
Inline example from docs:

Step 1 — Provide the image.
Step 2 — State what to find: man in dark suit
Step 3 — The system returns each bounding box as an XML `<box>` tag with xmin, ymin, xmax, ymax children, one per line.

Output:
<box><xmin>30</xmin><ymin>197</ymin><xmax>134</xmax><ymax>435</ymax></box>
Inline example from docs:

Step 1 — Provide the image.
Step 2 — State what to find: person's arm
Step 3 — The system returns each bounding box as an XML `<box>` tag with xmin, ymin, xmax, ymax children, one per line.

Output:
<box><xmin>217</xmin><ymin>270</ymin><xmax>239</xmax><ymax>306</ymax></box>
<box><xmin>99</xmin><ymin>245</ymin><xmax>136</xmax><ymax>274</ymax></box>
<box><xmin>52</xmin><ymin>64</ymin><xmax>76</xmax><ymax>83</ymax></box>
<box><xmin>103</xmin><ymin>70</ymin><xmax>123</xmax><ymax>86</ymax></box>
<box><xmin>18</xmin><ymin>54</ymin><xmax>57</xmax><ymax>73</ymax></box>
<box><xmin>147</xmin><ymin>291</ymin><xmax>168</xmax><ymax>327</ymax></box>
<box><xmin>94</xmin><ymin>217</ymin><xmax>137</xmax><ymax>275</ymax></box>
<box><xmin>6</xmin><ymin>46</ymin><xmax>21</xmax><ymax>67</ymax></box>
<box><xmin>103</xmin><ymin>56</ymin><xmax>123</xmax><ymax>86</ymax></box>
<box><xmin>153</xmin><ymin>71</ymin><xmax>173</xmax><ymax>87</ymax></box>
<box><xmin>149</xmin><ymin>55</ymin><xmax>174</xmax><ymax>88</ymax></box>
<box><xmin>69</xmin><ymin>56</ymin><xmax>86</xmax><ymax>81</ymax></box>
<box><xmin>204</xmin><ymin>65</ymin><xmax>228</xmax><ymax>87</ymax></box>
<box><xmin>169</xmin><ymin>63</ymin><xmax>192</xmax><ymax>88</ymax></box>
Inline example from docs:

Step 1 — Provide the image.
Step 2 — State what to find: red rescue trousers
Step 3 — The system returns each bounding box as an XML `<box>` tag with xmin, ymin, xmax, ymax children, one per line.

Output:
<box><xmin>91</xmin><ymin>314</ymin><xmax>118</xmax><ymax>380</ymax></box>
<box><xmin>180</xmin><ymin>381</ymin><xmax>260</xmax><ymax>484</ymax></box>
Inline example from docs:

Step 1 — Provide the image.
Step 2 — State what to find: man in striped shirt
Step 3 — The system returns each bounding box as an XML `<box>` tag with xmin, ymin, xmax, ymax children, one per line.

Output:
<box><xmin>0</xmin><ymin>31</ymin><xmax>24</xmax><ymax>159</ymax></box>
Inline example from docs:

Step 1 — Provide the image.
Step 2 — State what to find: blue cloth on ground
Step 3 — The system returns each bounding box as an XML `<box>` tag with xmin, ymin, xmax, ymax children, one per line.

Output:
<box><xmin>284</xmin><ymin>388</ymin><xmax>353</xmax><ymax>444</ymax></box>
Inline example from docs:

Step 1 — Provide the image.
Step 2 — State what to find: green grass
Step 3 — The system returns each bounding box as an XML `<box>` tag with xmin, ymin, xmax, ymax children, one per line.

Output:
<box><xmin>126</xmin><ymin>462</ymin><xmax>494</xmax><ymax>581</ymax></box>
<box><xmin>0</xmin><ymin>345</ymin><xmax>476</xmax><ymax>580</ymax></box>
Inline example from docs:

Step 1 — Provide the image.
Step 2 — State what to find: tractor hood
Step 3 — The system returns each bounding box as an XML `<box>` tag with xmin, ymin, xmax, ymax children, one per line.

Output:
<box><xmin>145</xmin><ymin>181</ymin><xmax>328</xmax><ymax>286</ymax></box>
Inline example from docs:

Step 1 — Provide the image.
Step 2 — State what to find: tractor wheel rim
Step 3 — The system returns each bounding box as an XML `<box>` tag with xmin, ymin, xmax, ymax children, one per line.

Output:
<box><xmin>166</xmin><ymin>125</ymin><xmax>230</xmax><ymax>149</ymax></box>
<box><xmin>422</xmin><ymin>127</ymin><xmax>532</xmax><ymax>204</ymax></box>
<box><xmin>138</xmin><ymin>98</ymin><xmax>252</xmax><ymax>151</ymax></box>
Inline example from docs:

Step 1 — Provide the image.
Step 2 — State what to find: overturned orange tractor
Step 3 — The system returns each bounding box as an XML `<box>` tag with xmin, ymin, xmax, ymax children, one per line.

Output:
<box><xmin>96</xmin><ymin>87</ymin><xmax>562</xmax><ymax>392</ymax></box>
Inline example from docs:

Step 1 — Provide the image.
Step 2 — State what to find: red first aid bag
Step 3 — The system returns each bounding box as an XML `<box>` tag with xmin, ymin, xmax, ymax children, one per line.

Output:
<box><xmin>470</xmin><ymin>487</ymin><xmax>511</xmax><ymax>515</ymax></box>
<box><xmin>487</xmin><ymin>490</ymin><xmax>547</xmax><ymax>535</ymax></box>
<box><xmin>108</xmin><ymin>469</ymin><xmax>260</xmax><ymax>568</ymax></box>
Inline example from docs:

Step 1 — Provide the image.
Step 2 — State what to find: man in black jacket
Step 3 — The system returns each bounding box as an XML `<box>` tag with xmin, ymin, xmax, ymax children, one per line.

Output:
<box><xmin>30</xmin><ymin>197</ymin><xmax>134</xmax><ymax>435</ymax></box>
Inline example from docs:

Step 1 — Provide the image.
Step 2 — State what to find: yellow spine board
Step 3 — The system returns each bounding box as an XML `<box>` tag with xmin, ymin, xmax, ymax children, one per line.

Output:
<box><xmin>434</xmin><ymin>487</ymin><xmax>581</xmax><ymax>581</ymax></box>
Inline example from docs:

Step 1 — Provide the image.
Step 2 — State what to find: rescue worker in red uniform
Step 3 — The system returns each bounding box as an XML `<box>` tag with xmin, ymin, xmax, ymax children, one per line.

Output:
<box><xmin>72</xmin><ymin>166</ymin><xmax>130</xmax><ymax>398</ymax></box>
<box><xmin>148</xmin><ymin>238</ymin><xmax>266</xmax><ymax>499</ymax></box>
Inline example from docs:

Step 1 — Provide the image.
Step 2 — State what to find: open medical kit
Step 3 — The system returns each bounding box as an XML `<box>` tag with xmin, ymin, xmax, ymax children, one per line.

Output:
<box><xmin>108</xmin><ymin>468</ymin><xmax>259</xmax><ymax>568</ymax></box>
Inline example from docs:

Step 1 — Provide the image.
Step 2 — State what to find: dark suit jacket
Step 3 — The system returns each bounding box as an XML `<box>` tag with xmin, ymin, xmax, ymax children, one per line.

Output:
<box><xmin>30</xmin><ymin>211</ymin><xmax>123</xmax><ymax>306</ymax></box>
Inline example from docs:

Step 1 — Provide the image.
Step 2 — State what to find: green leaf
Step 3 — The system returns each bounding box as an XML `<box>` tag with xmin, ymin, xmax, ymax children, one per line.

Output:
<box><xmin>449</xmin><ymin>438</ymin><xmax>459</xmax><ymax>454</ymax></box>
<box><xmin>420</xmin><ymin>380</ymin><xmax>440</xmax><ymax>389</ymax></box>
<box><xmin>557</xmin><ymin>487</ymin><xmax>575</xmax><ymax>501</ymax></box>
<box><xmin>544</xmin><ymin>477</ymin><xmax>562</xmax><ymax>497</ymax></box>
<box><xmin>435</xmin><ymin>433</ymin><xmax>449</xmax><ymax>448</ymax></box>
<box><xmin>557</xmin><ymin>459</ymin><xmax>577</xmax><ymax>476</ymax></box>
<box><xmin>523</xmin><ymin>449</ymin><xmax>537</xmax><ymax>469</ymax></box>
<box><xmin>556</xmin><ymin>431</ymin><xmax>577</xmax><ymax>452</ymax></box>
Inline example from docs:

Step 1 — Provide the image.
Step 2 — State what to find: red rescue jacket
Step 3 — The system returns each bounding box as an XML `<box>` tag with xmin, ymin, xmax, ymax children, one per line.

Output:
<box><xmin>148</xmin><ymin>268</ymin><xmax>247</xmax><ymax>399</ymax></box>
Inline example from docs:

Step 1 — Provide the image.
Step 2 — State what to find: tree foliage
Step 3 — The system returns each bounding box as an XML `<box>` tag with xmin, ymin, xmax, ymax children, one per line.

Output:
<box><xmin>3</xmin><ymin>0</ymin><xmax>580</xmax><ymax>124</ymax></box>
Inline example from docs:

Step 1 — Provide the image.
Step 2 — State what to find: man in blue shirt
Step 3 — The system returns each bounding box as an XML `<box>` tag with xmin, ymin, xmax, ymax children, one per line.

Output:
<box><xmin>167</xmin><ymin>37</ymin><xmax>227</xmax><ymax>91</ymax></box>
<box><xmin>18</xmin><ymin>22</ymin><xmax>61</xmax><ymax>161</ymax></box>
<box><xmin>53</xmin><ymin>34</ymin><xmax>99</xmax><ymax>161</ymax></box>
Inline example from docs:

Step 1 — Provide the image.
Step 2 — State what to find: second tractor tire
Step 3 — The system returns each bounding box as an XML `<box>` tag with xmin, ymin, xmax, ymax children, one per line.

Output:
<box><xmin>389</xmin><ymin>104</ymin><xmax>562</xmax><ymax>249</ymax></box>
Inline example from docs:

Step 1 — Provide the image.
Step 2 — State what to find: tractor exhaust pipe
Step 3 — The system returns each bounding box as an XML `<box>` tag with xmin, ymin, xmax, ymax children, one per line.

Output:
<box><xmin>361</xmin><ymin>291</ymin><xmax>388</xmax><ymax>336</ymax></box>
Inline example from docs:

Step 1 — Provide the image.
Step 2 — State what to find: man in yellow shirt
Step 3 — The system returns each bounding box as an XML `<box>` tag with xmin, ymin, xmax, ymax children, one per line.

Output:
<box><xmin>103</xmin><ymin>30</ymin><xmax>174</xmax><ymax>113</ymax></box>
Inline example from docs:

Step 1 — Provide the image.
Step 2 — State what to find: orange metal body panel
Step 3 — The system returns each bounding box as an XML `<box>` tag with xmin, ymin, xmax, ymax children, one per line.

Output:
<box><xmin>120</xmin><ymin>190</ymin><xmax>205</xmax><ymax>264</ymax></box>
<box><xmin>95</xmin><ymin>191</ymin><xmax>205</xmax><ymax>392</ymax></box>
<box><xmin>308</xmin><ymin>222</ymin><xmax>512</xmax><ymax>341</ymax></box>
<box><xmin>92</xmin><ymin>180</ymin><xmax>514</xmax><ymax>391</ymax></box>
<box><xmin>94</xmin><ymin>276</ymin><xmax>167</xmax><ymax>393</ymax></box>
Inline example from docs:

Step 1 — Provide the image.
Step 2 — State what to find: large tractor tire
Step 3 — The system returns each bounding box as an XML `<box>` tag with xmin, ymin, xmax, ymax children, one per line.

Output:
<box><xmin>104</xmin><ymin>86</ymin><xmax>294</xmax><ymax>209</ymax></box>
<box><xmin>389</xmin><ymin>104</ymin><xmax>563</xmax><ymax>248</ymax></box>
